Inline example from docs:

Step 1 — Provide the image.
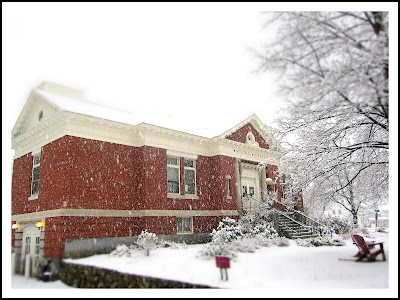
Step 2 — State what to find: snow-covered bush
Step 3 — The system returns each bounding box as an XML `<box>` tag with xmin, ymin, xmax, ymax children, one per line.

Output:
<box><xmin>158</xmin><ymin>240</ymin><xmax>188</xmax><ymax>249</ymax></box>
<box><xmin>110</xmin><ymin>244</ymin><xmax>130</xmax><ymax>257</ymax></box>
<box><xmin>295</xmin><ymin>236</ymin><xmax>346</xmax><ymax>247</ymax></box>
<box><xmin>136</xmin><ymin>229</ymin><xmax>158</xmax><ymax>256</ymax></box>
<box><xmin>270</xmin><ymin>237</ymin><xmax>291</xmax><ymax>247</ymax></box>
<box><xmin>320</xmin><ymin>216</ymin><xmax>353</xmax><ymax>236</ymax></box>
<box><xmin>230</xmin><ymin>237</ymin><xmax>261</xmax><ymax>253</ymax></box>
<box><xmin>246</xmin><ymin>223</ymin><xmax>279</xmax><ymax>239</ymax></box>
<box><xmin>211</xmin><ymin>217</ymin><xmax>242</xmax><ymax>243</ymax></box>
<box><xmin>198</xmin><ymin>242</ymin><xmax>236</xmax><ymax>260</ymax></box>
<box><xmin>239</xmin><ymin>203</ymin><xmax>275</xmax><ymax>236</ymax></box>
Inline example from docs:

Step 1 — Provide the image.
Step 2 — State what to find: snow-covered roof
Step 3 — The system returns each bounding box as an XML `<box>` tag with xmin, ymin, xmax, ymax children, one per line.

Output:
<box><xmin>32</xmin><ymin>82</ymin><xmax>266</xmax><ymax>139</ymax></box>
<box><xmin>34</xmin><ymin>88</ymin><xmax>141</xmax><ymax>127</ymax></box>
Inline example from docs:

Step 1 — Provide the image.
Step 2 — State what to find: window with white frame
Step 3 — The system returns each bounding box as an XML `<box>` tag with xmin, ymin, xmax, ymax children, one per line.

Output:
<box><xmin>226</xmin><ymin>176</ymin><xmax>231</xmax><ymax>198</ymax></box>
<box><xmin>176</xmin><ymin>217</ymin><xmax>193</xmax><ymax>233</ymax></box>
<box><xmin>280</xmin><ymin>182</ymin><xmax>285</xmax><ymax>200</ymax></box>
<box><xmin>167</xmin><ymin>156</ymin><xmax>180</xmax><ymax>194</ymax></box>
<box><xmin>184</xmin><ymin>158</ymin><xmax>196</xmax><ymax>195</ymax></box>
<box><xmin>31</xmin><ymin>153</ymin><xmax>41</xmax><ymax>195</ymax></box>
<box><xmin>35</xmin><ymin>236</ymin><xmax>40</xmax><ymax>255</ymax></box>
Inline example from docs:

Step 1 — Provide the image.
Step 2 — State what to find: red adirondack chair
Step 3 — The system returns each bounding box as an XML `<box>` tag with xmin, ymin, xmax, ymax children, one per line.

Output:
<box><xmin>352</xmin><ymin>234</ymin><xmax>386</xmax><ymax>262</ymax></box>
<box><xmin>351</xmin><ymin>236</ymin><xmax>376</xmax><ymax>257</ymax></box>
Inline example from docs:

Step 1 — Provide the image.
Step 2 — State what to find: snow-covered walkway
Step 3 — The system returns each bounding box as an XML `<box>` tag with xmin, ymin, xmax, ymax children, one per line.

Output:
<box><xmin>6</xmin><ymin>232</ymin><xmax>396</xmax><ymax>298</ymax></box>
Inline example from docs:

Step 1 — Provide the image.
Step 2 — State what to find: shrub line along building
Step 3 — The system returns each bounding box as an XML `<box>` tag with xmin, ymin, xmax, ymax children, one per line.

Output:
<box><xmin>11</xmin><ymin>82</ymin><xmax>303</xmax><ymax>277</ymax></box>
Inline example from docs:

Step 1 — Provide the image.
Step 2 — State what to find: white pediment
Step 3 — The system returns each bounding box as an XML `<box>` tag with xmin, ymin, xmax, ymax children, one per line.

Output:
<box><xmin>12</xmin><ymin>89</ymin><xmax>61</xmax><ymax>140</ymax></box>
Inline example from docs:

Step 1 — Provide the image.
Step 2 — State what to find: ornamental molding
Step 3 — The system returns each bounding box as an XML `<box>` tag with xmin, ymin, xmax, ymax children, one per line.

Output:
<box><xmin>12</xmin><ymin>209</ymin><xmax>240</xmax><ymax>221</ymax></box>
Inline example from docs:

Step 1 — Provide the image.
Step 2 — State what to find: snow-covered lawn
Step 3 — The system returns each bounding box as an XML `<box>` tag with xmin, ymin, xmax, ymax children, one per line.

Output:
<box><xmin>8</xmin><ymin>232</ymin><xmax>396</xmax><ymax>298</ymax></box>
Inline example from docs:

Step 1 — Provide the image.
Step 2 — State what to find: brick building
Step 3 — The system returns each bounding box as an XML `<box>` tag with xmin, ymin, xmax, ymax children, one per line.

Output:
<box><xmin>11</xmin><ymin>82</ymin><xmax>303</xmax><ymax>276</ymax></box>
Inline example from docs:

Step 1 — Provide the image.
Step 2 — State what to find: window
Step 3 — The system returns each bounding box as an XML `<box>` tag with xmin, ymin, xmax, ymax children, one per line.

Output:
<box><xmin>167</xmin><ymin>156</ymin><xmax>180</xmax><ymax>194</ymax></box>
<box><xmin>31</xmin><ymin>153</ymin><xmax>41</xmax><ymax>195</ymax></box>
<box><xmin>226</xmin><ymin>177</ymin><xmax>231</xmax><ymax>197</ymax></box>
<box><xmin>249</xmin><ymin>186</ymin><xmax>255</xmax><ymax>196</ymax></box>
<box><xmin>35</xmin><ymin>237</ymin><xmax>40</xmax><ymax>255</ymax></box>
<box><xmin>184</xmin><ymin>159</ymin><xmax>196</xmax><ymax>195</ymax></box>
<box><xmin>25</xmin><ymin>237</ymin><xmax>31</xmax><ymax>255</ymax></box>
<box><xmin>280</xmin><ymin>183</ymin><xmax>285</xmax><ymax>200</ymax></box>
<box><xmin>332</xmin><ymin>210</ymin><xmax>336</xmax><ymax>215</ymax></box>
<box><xmin>338</xmin><ymin>209</ymin><xmax>342</xmax><ymax>215</ymax></box>
<box><xmin>176</xmin><ymin>217</ymin><xmax>193</xmax><ymax>233</ymax></box>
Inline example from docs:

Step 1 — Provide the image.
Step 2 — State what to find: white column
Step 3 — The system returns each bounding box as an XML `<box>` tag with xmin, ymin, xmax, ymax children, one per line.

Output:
<box><xmin>11</xmin><ymin>253</ymin><xmax>16</xmax><ymax>275</ymax></box>
<box><xmin>24</xmin><ymin>255</ymin><xmax>31</xmax><ymax>278</ymax></box>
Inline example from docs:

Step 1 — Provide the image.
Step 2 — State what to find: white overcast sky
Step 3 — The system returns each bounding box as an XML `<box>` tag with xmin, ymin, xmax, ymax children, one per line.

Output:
<box><xmin>2</xmin><ymin>2</ymin><xmax>398</xmax><ymax>275</ymax></box>
<box><xmin>3</xmin><ymin>3</ymin><xmax>397</xmax><ymax>142</ymax></box>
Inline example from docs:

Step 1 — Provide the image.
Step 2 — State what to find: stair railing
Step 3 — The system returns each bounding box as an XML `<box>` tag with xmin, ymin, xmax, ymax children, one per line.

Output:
<box><xmin>272</xmin><ymin>200</ymin><xmax>333</xmax><ymax>237</ymax></box>
<box><xmin>272</xmin><ymin>208</ymin><xmax>313</xmax><ymax>238</ymax></box>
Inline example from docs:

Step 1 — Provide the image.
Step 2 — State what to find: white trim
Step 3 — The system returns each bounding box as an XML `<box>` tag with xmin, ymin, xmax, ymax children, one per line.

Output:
<box><xmin>31</xmin><ymin>148</ymin><xmax>41</xmax><ymax>156</ymax></box>
<box><xmin>167</xmin><ymin>194</ymin><xmax>200</xmax><ymax>200</ymax></box>
<box><xmin>12</xmin><ymin>113</ymin><xmax>280</xmax><ymax>164</ymax></box>
<box><xmin>167</xmin><ymin>150</ymin><xmax>198</xmax><ymax>160</ymax></box>
<box><xmin>28</xmin><ymin>194</ymin><xmax>38</xmax><ymax>201</ymax></box>
<box><xmin>12</xmin><ymin>209</ymin><xmax>239</xmax><ymax>221</ymax></box>
<box><xmin>12</xmin><ymin>99</ymin><xmax>280</xmax><ymax>165</ymax></box>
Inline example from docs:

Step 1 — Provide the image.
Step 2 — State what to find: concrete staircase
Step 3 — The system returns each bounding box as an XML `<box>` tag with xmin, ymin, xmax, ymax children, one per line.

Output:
<box><xmin>277</xmin><ymin>213</ymin><xmax>320</xmax><ymax>239</ymax></box>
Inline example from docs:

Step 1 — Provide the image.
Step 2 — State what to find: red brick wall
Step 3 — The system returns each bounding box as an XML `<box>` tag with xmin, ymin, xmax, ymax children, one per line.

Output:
<box><xmin>12</xmin><ymin>153</ymin><xmax>33</xmax><ymax>215</ymax></box>
<box><xmin>143</xmin><ymin>216</ymin><xmax>175</xmax><ymax>235</ymax></box>
<box><xmin>135</xmin><ymin>146</ymin><xmax>167</xmax><ymax>210</ymax></box>
<box><xmin>12</xmin><ymin>136</ymin><xmax>137</xmax><ymax>214</ymax></box>
<box><xmin>193</xmin><ymin>216</ymin><xmax>234</xmax><ymax>234</ymax></box>
<box><xmin>42</xmin><ymin>215</ymin><xmax>234</xmax><ymax>258</ymax></box>
<box><xmin>62</xmin><ymin>136</ymin><xmax>137</xmax><ymax>210</ymax></box>
<box><xmin>44</xmin><ymin>216</ymin><xmax>145</xmax><ymax>258</ymax></box>
<box><xmin>12</xmin><ymin>136</ymin><xmax>243</xmax><ymax>258</ymax></box>
<box><xmin>226</xmin><ymin>123</ymin><xmax>269</xmax><ymax>149</ymax></box>
<box><xmin>209</xmin><ymin>155</ymin><xmax>237</xmax><ymax>210</ymax></box>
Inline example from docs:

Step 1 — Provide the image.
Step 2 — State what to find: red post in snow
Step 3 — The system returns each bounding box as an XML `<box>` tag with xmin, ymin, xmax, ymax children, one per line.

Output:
<box><xmin>216</xmin><ymin>256</ymin><xmax>230</xmax><ymax>280</ymax></box>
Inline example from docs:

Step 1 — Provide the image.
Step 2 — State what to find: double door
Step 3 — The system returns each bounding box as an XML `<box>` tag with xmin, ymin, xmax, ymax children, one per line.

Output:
<box><xmin>22</xmin><ymin>226</ymin><xmax>41</xmax><ymax>276</ymax></box>
<box><xmin>241</xmin><ymin>176</ymin><xmax>258</xmax><ymax>211</ymax></box>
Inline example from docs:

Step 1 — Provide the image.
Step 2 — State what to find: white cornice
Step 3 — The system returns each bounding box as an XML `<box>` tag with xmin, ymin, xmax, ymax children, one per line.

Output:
<box><xmin>12</xmin><ymin>109</ymin><xmax>280</xmax><ymax>164</ymax></box>
<box><xmin>12</xmin><ymin>209</ymin><xmax>240</xmax><ymax>221</ymax></box>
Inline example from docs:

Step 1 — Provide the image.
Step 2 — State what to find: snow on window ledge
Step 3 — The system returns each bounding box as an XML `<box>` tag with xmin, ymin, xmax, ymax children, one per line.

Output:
<box><xmin>167</xmin><ymin>193</ymin><xmax>199</xmax><ymax>200</ymax></box>
<box><xmin>28</xmin><ymin>194</ymin><xmax>39</xmax><ymax>201</ymax></box>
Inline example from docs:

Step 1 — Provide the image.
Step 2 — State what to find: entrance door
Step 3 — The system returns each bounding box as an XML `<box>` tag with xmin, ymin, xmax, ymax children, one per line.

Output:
<box><xmin>241</xmin><ymin>177</ymin><xmax>257</xmax><ymax>211</ymax></box>
<box><xmin>22</xmin><ymin>226</ymin><xmax>41</xmax><ymax>276</ymax></box>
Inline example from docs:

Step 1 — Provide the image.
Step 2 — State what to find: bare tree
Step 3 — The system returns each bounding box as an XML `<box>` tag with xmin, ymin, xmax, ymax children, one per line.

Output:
<box><xmin>257</xmin><ymin>12</ymin><xmax>389</xmax><ymax>212</ymax></box>
<box><xmin>305</xmin><ymin>164</ymin><xmax>388</xmax><ymax>226</ymax></box>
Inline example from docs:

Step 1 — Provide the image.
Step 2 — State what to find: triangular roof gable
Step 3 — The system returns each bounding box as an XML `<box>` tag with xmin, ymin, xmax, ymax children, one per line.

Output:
<box><xmin>12</xmin><ymin>88</ymin><xmax>62</xmax><ymax>139</ymax></box>
<box><xmin>215</xmin><ymin>114</ymin><xmax>272</xmax><ymax>149</ymax></box>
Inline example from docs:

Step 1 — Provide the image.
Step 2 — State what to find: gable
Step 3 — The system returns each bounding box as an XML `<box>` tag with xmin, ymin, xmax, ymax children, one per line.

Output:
<box><xmin>12</xmin><ymin>89</ymin><xmax>60</xmax><ymax>139</ymax></box>
<box><xmin>225</xmin><ymin>122</ymin><xmax>269</xmax><ymax>149</ymax></box>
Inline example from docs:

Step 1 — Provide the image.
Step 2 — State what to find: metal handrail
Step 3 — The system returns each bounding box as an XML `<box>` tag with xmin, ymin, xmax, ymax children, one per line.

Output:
<box><xmin>273</xmin><ymin>208</ymin><xmax>311</xmax><ymax>228</ymax></box>
<box><xmin>272</xmin><ymin>208</ymin><xmax>313</xmax><ymax>237</ymax></box>
<box><xmin>273</xmin><ymin>200</ymin><xmax>330</xmax><ymax>229</ymax></box>
<box><xmin>240</xmin><ymin>197</ymin><xmax>332</xmax><ymax>237</ymax></box>
<box><xmin>273</xmin><ymin>200</ymin><xmax>334</xmax><ymax>237</ymax></box>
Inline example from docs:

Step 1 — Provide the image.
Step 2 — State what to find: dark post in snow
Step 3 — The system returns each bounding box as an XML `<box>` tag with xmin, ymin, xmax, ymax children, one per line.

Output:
<box><xmin>375</xmin><ymin>209</ymin><xmax>379</xmax><ymax>232</ymax></box>
<box><xmin>216</xmin><ymin>256</ymin><xmax>230</xmax><ymax>281</ymax></box>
